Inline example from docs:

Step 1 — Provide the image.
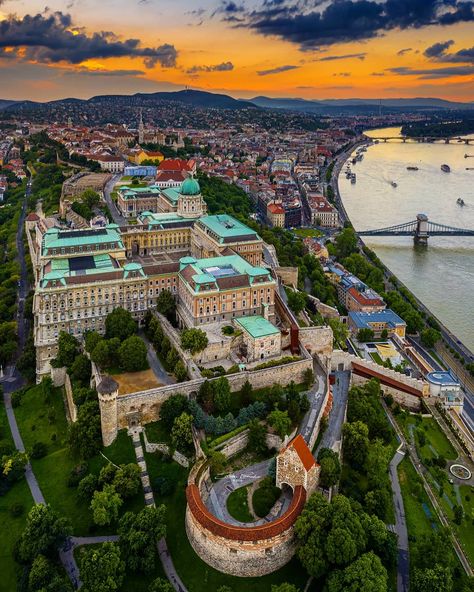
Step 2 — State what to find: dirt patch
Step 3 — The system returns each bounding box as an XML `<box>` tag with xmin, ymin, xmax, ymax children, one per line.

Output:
<box><xmin>114</xmin><ymin>369</ymin><xmax>162</xmax><ymax>395</ymax></box>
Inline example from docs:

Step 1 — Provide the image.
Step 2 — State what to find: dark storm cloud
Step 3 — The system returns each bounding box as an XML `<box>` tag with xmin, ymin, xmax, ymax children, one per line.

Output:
<box><xmin>0</xmin><ymin>11</ymin><xmax>178</xmax><ymax>68</ymax></box>
<box><xmin>423</xmin><ymin>39</ymin><xmax>454</xmax><ymax>57</ymax></box>
<box><xmin>257</xmin><ymin>64</ymin><xmax>299</xmax><ymax>75</ymax></box>
<box><xmin>388</xmin><ymin>65</ymin><xmax>474</xmax><ymax>78</ymax></box>
<box><xmin>424</xmin><ymin>42</ymin><xmax>474</xmax><ymax>63</ymax></box>
<box><xmin>319</xmin><ymin>52</ymin><xmax>366</xmax><ymax>61</ymax></box>
<box><xmin>230</xmin><ymin>0</ymin><xmax>474</xmax><ymax>49</ymax></box>
<box><xmin>186</xmin><ymin>61</ymin><xmax>234</xmax><ymax>74</ymax></box>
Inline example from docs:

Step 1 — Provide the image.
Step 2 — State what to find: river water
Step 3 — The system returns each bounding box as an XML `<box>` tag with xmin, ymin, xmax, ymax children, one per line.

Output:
<box><xmin>338</xmin><ymin>126</ymin><xmax>474</xmax><ymax>351</ymax></box>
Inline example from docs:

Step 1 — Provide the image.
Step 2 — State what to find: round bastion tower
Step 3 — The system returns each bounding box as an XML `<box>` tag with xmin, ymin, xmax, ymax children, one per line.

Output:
<box><xmin>97</xmin><ymin>376</ymin><xmax>119</xmax><ymax>447</ymax></box>
<box><xmin>177</xmin><ymin>176</ymin><xmax>206</xmax><ymax>219</ymax></box>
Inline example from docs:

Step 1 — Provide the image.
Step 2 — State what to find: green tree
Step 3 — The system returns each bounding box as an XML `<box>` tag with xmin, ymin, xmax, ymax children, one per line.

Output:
<box><xmin>357</xmin><ymin>328</ymin><xmax>375</xmax><ymax>342</ymax></box>
<box><xmin>77</xmin><ymin>474</ymin><xmax>99</xmax><ymax>502</ymax></box>
<box><xmin>208</xmin><ymin>450</ymin><xmax>226</xmax><ymax>477</ymax></box>
<box><xmin>79</xmin><ymin>543</ymin><xmax>125</xmax><ymax>592</ymax></box>
<box><xmin>181</xmin><ymin>328</ymin><xmax>209</xmax><ymax>355</ymax></box>
<box><xmin>364</xmin><ymin>488</ymin><xmax>391</xmax><ymax>520</ymax></box>
<box><xmin>420</xmin><ymin>328</ymin><xmax>441</xmax><ymax>349</ymax></box>
<box><xmin>90</xmin><ymin>484</ymin><xmax>123</xmax><ymax>526</ymax></box>
<box><xmin>271</xmin><ymin>585</ymin><xmax>301</xmax><ymax>592</ymax></box>
<box><xmin>84</xmin><ymin>331</ymin><xmax>103</xmax><ymax>354</ymax></box>
<box><xmin>28</xmin><ymin>554</ymin><xmax>73</xmax><ymax>592</ymax></box>
<box><xmin>149</xmin><ymin>579</ymin><xmax>174</xmax><ymax>592</ymax></box>
<box><xmin>174</xmin><ymin>360</ymin><xmax>188</xmax><ymax>382</ymax></box>
<box><xmin>118</xmin><ymin>505</ymin><xmax>167</xmax><ymax>573</ymax></box>
<box><xmin>412</xmin><ymin>566</ymin><xmax>452</xmax><ymax>592</ymax></box>
<box><xmin>112</xmin><ymin>464</ymin><xmax>141</xmax><ymax>499</ymax></box>
<box><xmin>335</xmin><ymin>227</ymin><xmax>358</xmax><ymax>258</ymax></box>
<box><xmin>303</xmin><ymin>368</ymin><xmax>314</xmax><ymax>388</ymax></box>
<box><xmin>328</xmin><ymin>319</ymin><xmax>349</xmax><ymax>348</ymax></box>
<box><xmin>54</xmin><ymin>331</ymin><xmax>79</xmax><ymax>368</ymax></box>
<box><xmin>213</xmin><ymin>376</ymin><xmax>232</xmax><ymax>413</ymax></box>
<box><xmin>91</xmin><ymin>340</ymin><xmax>110</xmax><ymax>369</ymax></box>
<box><xmin>342</xmin><ymin>421</ymin><xmax>370</xmax><ymax>468</ymax></box>
<box><xmin>198</xmin><ymin>380</ymin><xmax>214</xmax><ymax>412</ymax></box>
<box><xmin>160</xmin><ymin>394</ymin><xmax>189</xmax><ymax>429</ymax></box>
<box><xmin>268</xmin><ymin>409</ymin><xmax>292</xmax><ymax>439</ymax></box>
<box><xmin>327</xmin><ymin>551</ymin><xmax>387</xmax><ymax>592</ymax></box>
<box><xmin>171</xmin><ymin>412</ymin><xmax>194</xmax><ymax>454</ymax></box>
<box><xmin>105</xmin><ymin>308</ymin><xmax>137</xmax><ymax>341</ymax></box>
<box><xmin>118</xmin><ymin>336</ymin><xmax>148</xmax><ymax>372</ymax></box>
<box><xmin>248</xmin><ymin>419</ymin><xmax>268</xmax><ymax>455</ymax></box>
<box><xmin>67</xmin><ymin>400</ymin><xmax>102</xmax><ymax>459</ymax></box>
<box><xmin>15</xmin><ymin>504</ymin><xmax>71</xmax><ymax>563</ymax></box>
<box><xmin>240</xmin><ymin>379</ymin><xmax>254</xmax><ymax>405</ymax></box>
<box><xmin>156</xmin><ymin>290</ymin><xmax>176</xmax><ymax>319</ymax></box>
<box><xmin>287</xmin><ymin>290</ymin><xmax>307</xmax><ymax>315</ymax></box>
<box><xmin>366</xmin><ymin>439</ymin><xmax>391</xmax><ymax>487</ymax></box>
<box><xmin>69</xmin><ymin>354</ymin><xmax>91</xmax><ymax>384</ymax></box>
<box><xmin>317</xmin><ymin>448</ymin><xmax>341</xmax><ymax>489</ymax></box>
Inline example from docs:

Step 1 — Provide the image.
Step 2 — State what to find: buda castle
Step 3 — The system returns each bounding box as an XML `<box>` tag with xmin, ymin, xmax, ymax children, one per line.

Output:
<box><xmin>26</xmin><ymin>178</ymin><xmax>276</xmax><ymax>379</ymax></box>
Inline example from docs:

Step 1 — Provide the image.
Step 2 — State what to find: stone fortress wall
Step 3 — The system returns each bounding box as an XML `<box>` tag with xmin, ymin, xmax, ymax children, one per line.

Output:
<box><xmin>331</xmin><ymin>349</ymin><xmax>429</xmax><ymax>410</ymax></box>
<box><xmin>185</xmin><ymin>460</ymin><xmax>306</xmax><ymax>577</ymax></box>
<box><xmin>96</xmin><ymin>353</ymin><xmax>314</xmax><ymax>446</ymax></box>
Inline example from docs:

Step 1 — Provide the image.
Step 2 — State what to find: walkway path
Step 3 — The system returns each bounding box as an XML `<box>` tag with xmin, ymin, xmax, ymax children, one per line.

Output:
<box><xmin>129</xmin><ymin>428</ymin><xmax>188</xmax><ymax>591</ymax></box>
<box><xmin>316</xmin><ymin>370</ymin><xmax>350</xmax><ymax>454</ymax></box>
<box><xmin>141</xmin><ymin>332</ymin><xmax>175</xmax><ymax>386</ymax></box>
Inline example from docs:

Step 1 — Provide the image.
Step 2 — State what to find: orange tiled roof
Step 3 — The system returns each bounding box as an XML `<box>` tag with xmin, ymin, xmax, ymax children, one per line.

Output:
<box><xmin>288</xmin><ymin>434</ymin><xmax>316</xmax><ymax>471</ymax></box>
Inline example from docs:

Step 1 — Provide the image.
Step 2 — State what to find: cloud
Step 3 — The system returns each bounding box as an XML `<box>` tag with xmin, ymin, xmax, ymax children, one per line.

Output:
<box><xmin>424</xmin><ymin>40</ymin><xmax>454</xmax><ymax>58</ymax></box>
<box><xmin>65</xmin><ymin>68</ymin><xmax>146</xmax><ymax>77</ymax></box>
<box><xmin>371</xmin><ymin>71</ymin><xmax>386</xmax><ymax>76</ymax></box>
<box><xmin>0</xmin><ymin>10</ymin><xmax>178</xmax><ymax>68</ymax></box>
<box><xmin>257</xmin><ymin>64</ymin><xmax>299</xmax><ymax>75</ymax></box>
<box><xmin>186</xmin><ymin>61</ymin><xmax>234</xmax><ymax>74</ymax></box>
<box><xmin>424</xmin><ymin>43</ymin><xmax>474</xmax><ymax>64</ymax></box>
<box><xmin>231</xmin><ymin>0</ymin><xmax>474</xmax><ymax>49</ymax></box>
<box><xmin>319</xmin><ymin>53</ymin><xmax>366</xmax><ymax>61</ymax></box>
<box><xmin>387</xmin><ymin>65</ymin><xmax>474</xmax><ymax>78</ymax></box>
<box><xmin>397</xmin><ymin>47</ymin><xmax>412</xmax><ymax>56</ymax></box>
<box><xmin>333</xmin><ymin>72</ymin><xmax>351</xmax><ymax>77</ymax></box>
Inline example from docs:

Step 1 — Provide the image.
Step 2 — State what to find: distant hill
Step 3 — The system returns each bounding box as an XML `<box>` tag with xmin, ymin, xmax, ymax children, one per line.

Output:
<box><xmin>40</xmin><ymin>89</ymin><xmax>257</xmax><ymax>111</ymax></box>
<box><xmin>250</xmin><ymin>96</ymin><xmax>474</xmax><ymax>114</ymax></box>
<box><xmin>0</xmin><ymin>99</ymin><xmax>21</xmax><ymax>111</ymax></box>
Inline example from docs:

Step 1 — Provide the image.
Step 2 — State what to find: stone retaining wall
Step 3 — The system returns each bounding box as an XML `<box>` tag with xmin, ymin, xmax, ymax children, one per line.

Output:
<box><xmin>99</xmin><ymin>355</ymin><xmax>313</xmax><ymax>445</ymax></box>
<box><xmin>184</xmin><ymin>459</ymin><xmax>306</xmax><ymax>577</ymax></box>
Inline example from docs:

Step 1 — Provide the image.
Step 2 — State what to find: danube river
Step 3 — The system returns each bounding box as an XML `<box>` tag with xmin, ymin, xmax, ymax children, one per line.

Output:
<box><xmin>338</xmin><ymin>127</ymin><xmax>474</xmax><ymax>351</ymax></box>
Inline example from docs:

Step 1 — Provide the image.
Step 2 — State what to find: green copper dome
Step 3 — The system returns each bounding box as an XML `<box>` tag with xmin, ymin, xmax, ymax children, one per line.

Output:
<box><xmin>180</xmin><ymin>177</ymin><xmax>201</xmax><ymax>196</ymax></box>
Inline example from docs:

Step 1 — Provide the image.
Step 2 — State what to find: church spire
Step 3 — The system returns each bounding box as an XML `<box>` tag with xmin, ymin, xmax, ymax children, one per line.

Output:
<box><xmin>138</xmin><ymin>109</ymin><xmax>144</xmax><ymax>144</ymax></box>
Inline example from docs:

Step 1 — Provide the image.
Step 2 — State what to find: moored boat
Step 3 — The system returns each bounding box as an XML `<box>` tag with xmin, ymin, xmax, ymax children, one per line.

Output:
<box><xmin>441</xmin><ymin>164</ymin><xmax>451</xmax><ymax>172</ymax></box>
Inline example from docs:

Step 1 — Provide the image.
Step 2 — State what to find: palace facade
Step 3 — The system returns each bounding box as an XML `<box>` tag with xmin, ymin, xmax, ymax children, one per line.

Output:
<box><xmin>28</xmin><ymin>178</ymin><xmax>271</xmax><ymax>379</ymax></box>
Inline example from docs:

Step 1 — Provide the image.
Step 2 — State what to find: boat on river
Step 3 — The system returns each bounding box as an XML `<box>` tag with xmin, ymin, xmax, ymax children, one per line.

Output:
<box><xmin>391</xmin><ymin>181</ymin><xmax>398</xmax><ymax>188</ymax></box>
<box><xmin>457</xmin><ymin>198</ymin><xmax>465</xmax><ymax>206</ymax></box>
<box><xmin>407</xmin><ymin>166</ymin><xmax>419</xmax><ymax>171</ymax></box>
<box><xmin>441</xmin><ymin>164</ymin><xmax>451</xmax><ymax>173</ymax></box>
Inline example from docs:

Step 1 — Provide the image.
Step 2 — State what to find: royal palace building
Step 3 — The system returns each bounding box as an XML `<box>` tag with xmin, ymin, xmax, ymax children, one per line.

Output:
<box><xmin>28</xmin><ymin>178</ymin><xmax>271</xmax><ymax>379</ymax></box>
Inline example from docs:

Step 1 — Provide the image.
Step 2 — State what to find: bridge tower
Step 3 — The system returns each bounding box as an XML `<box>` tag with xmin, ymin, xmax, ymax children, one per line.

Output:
<box><xmin>415</xmin><ymin>213</ymin><xmax>429</xmax><ymax>245</ymax></box>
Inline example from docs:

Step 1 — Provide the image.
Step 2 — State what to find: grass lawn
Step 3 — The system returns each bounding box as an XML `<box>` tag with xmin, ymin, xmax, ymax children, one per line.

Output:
<box><xmin>370</xmin><ymin>351</ymin><xmax>384</xmax><ymax>365</ymax></box>
<box><xmin>252</xmin><ymin>479</ymin><xmax>281</xmax><ymax>518</ymax></box>
<box><xmin>293</xmin><ymin>228</ymin><xmax>323</xmax><ymax>238</ymax></box>
<box><xmin>418</xmin><ymin>417</ymin><xmax>457</xmax><ymax>461</ymax></box>
<box><xmin>144</xmin><ymin>450</ymin><xmax>308</xmax><ymax>591</ymax></box>
<box><xmin>144</xmin><ymin>420</ymin><xmax>171</xmax><ymax>445</ymax></box>
<box><xmin>14</xmin><ymin>384</ymin><xmax>144</xmax><ymax>535</ymax></box>
<box><xmin>226</xmin><ymin>486</ymin><xmax>253</xmax><ymax>522</ymax></box>
<box><xmin>398</xmin><ymin>456</ymin><xmax>439</xmax><ymax>544</ymax></box>
<box><xmin>458</xmin><ymin>485</ymin><xmax>474</xmax><ymax>566</ymax></box>
<box><xmin>0</xmin><ymin>479</ymin><xmax>34</xmax><ymax>591</ymax></box>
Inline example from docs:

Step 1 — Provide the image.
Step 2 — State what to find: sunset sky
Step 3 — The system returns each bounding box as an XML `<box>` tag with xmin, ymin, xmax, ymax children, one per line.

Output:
<box><xmin>1</xmin><ymin>0</ymin><xmax>473</xmax><ymax>102</ymax></box>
